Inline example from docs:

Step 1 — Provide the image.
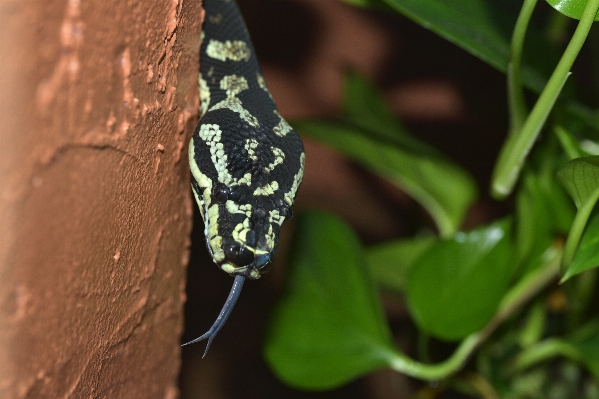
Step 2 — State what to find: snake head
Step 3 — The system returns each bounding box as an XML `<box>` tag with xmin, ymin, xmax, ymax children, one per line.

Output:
<box><xmin>195</xmin><ymin>180</ymin><xmax>297</xmax><ymax>279</ymax></box>
<box><xmin>189</xmin><ymin>118</ymin><xmax>305</xmax><ymax>280</ymax></box>
<box><xmin>189</xmin><ymin>128</ymin><xmax>300</xmax><ymax>280</ymax></box>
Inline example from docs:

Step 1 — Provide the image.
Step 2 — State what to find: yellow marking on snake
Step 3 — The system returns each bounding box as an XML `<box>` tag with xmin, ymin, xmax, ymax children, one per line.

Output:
<box><xmin>256</xmin><ymin>73</ymin><xmax>273</xmax><ymax>100</ymax></box>
<box><xmin>206</xmin><ymin>204</ymin><xmax>225</xmax><ymax>262</ymax></box>
<box><xmin>220</xmin><ymin>75</ymin><xmax>249</xmax><ymax>97</ymax></box>
<box><xmin>269</xmin><ymin>209</ymin><xmax>286</xmax><ymax>226</ymax></box>
<box><xmin>265</xmin><ymin>146</ymin><xmax>284</xmax><ymax>172</ymax></box>
<box><xmin>206</xmin><ymin>39</ymin><xmax>251</xmax><ymax>62</ymax></box>
<box><xmin>284</xmin><ymin>152</ymin><xmax>305</xmax><ymax>205</ymax></box>
<box><xmin>199</xmin><ymin>123</ymin><xmax>253</xmax><ymax>186</ymax></box>
<box><xmin>245</xmin><ymin>138</ymin><xmax>259</xmax><ymax>162</ymax></box>
<box><xmin>273</xmin><ymin>110</ymin><xmax>293</xmax><ymax>137</ymax></box>
<box><xmin>254</xmin><ymin>181</ymin><xmax>279</xmax><ymax>196</ymax></box>
<box><xmin>210</xmin><ymin>97</ymin><xmax>259</xmax><ymax>127</ymax></box>
<box><xmin>199</xmin><ymin>75</ymin><xmax>210</xmax><ymax>117</ymax></box>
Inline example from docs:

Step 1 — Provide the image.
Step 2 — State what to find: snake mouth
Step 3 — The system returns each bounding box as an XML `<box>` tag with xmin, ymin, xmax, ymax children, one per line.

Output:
<box><xmin>218</xmin><ymin>240</ymin><xmax>273</xmax><ymax>279</ymax></box>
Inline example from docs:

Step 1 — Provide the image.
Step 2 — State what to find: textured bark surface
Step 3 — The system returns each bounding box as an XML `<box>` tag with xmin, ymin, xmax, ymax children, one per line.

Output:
<box><xmin>0</xmin><ymin>0</ymin><xmax>201</xmax><ymax>397</ymax></box>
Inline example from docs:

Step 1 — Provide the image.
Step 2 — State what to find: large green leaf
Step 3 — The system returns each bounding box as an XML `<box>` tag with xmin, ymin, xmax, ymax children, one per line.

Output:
<box><xmin>264</xmin><ymin>211</ymin><xmax>397</xmax><ymax>390</ymax></box>
<box><xmin>367</xmin><ymin>236</ymin><xmax>437</xmax><ymax>292</ymax></box>
<box><xmin>406</xmin><ymin>219</ymin><xmax>513</xmax><ymax>341</ymax></box>
<box><xmin>546</xmin><ymin>0</ymin><xmax>599</xmax><ymax>20</ymax></box>
<box><xmin>296</xmin><ymin>119</ymin><xmax>476</xmax><ymax>237</ymax></box>
<box><xmin>557</xmin><ymin>156</ymin><xmax>599</xmax><ymax>279</ymax></box>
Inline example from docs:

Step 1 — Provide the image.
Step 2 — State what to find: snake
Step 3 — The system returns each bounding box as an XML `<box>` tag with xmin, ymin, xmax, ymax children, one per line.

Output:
<box><xmin>183</xmin><ymin>0</ymin><xmax>305</xmax><ymax>356</ymax></box>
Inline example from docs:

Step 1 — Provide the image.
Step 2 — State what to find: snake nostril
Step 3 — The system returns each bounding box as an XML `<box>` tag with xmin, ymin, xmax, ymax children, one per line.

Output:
<box><xmin>224</xmin><ymin>241</ymin><xmax>254</xmax><ymax>266</ymax></box>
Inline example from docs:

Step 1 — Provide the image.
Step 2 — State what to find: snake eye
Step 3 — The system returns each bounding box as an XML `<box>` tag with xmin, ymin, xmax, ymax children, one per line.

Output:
<box><xmin>224</xmin><ymin>242</ymin><xmax>254</xmax><ymax>266</ymax></box>
<box><xmin>213</xmin><ymin>183</ymin><xmax>229</xmax><ymax>203</ymax></box>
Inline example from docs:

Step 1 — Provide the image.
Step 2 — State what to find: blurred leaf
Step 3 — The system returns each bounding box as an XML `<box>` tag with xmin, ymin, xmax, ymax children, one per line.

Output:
<box><xmin>340</xmin><ymin>0</ymin><xmax>389</xmax><ymax>11</ymax></box>
<box><xmin>264</xmin><ymin>211</ymin><xmax>397</xmax><ymax>390</ymax></box>
<box><xmin>555</xmin><ymin>125</ymin><xmax>588</xmax><ymax>160</ymax></box>
<box><xmin>297</xmin><ymin>119</ymin><xmax>476</xmax><ymax>237</ymax></box>
<box><xmin>516</xmin><ymin>172</ymin><xmax>555</xmax><ymax>271</ymax></box>
<box><xmin>515</xmin><ymin>140</ymin><xmax>575</xmax><ymax>274</ymax></box>
<box><xmin>342</xmin><ymin>73</ymin><xmax>435</xmax><ymax>156</ymax></box>
<box><xmin>562</xmin><ymin>212</ymin><xmax>599</xmax><ymax>281</ymax></box>
<box><xmin>569</xmin><ymin>320</ymin><xmax>599</xmax><ymax>379</ymax></box>
<box><xmin>557</xmin><ymin>156</ymin><xmax>599</xmax><ymax>209</ymax></box>
<box><xmin>546</xmin><ymin>0</ymin><xmax>599</xmax><ymax>20</ymax></box>
<box><xmin>557</xmin><ymin>156</ymin><xmax>599</xmax><ymax>278</ymax></box>
<box><xmin>367</xmin><ymin>236</ymin><xmax>437</xmax><ymax>292</ymax></box>
<box><xmin>407</xmin><ymin>219</ymin><xmax>513</xmax><ymax>341</ymax></box>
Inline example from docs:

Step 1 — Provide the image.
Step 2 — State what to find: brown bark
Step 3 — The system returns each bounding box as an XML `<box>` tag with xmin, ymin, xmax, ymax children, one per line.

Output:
<box><xmin>0</xmin><ymin>0</ymin><xmax>202</xmax><ymax>397</ymax></box>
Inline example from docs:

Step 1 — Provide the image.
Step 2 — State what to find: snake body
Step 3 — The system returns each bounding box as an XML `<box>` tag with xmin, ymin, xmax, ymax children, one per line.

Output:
<box><xmin>184</xmin><ymin>0</ymin><xmax>305</xmax><ymax>355</ymax></box>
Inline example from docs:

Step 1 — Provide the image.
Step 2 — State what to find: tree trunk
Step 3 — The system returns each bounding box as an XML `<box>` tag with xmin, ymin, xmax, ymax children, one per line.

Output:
<box><xmin>0</xmin><ymin>0</ymin><xmax>201</xmax><ymax>397</ymax></box>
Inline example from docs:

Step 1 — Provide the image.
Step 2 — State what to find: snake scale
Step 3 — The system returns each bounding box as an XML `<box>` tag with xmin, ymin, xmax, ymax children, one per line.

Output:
<box><xmin>183</xmin><ymin>0</ymin><xmax>305</xmax><ymax>356</ymax></box>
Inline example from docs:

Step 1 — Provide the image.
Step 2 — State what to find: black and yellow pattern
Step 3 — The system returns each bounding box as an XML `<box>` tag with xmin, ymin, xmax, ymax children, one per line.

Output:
<box><xmin>185</xmin><ymin>0</ymin><xmax>305</xmax><ymax>355</ymax></box>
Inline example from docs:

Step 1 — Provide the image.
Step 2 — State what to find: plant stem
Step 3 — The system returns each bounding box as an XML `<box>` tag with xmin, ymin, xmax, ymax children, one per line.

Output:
<box><xmin>561</xmin><ymin>190</ymin><xmax>599</xmax><ymax>279</ymax></box>
<box><xmin>508</xmin><ymin>0</ymin><xmax>537</xmax><ymax>134</ymax></box>
<box><xmin>386</xmin><ymin>246</ymin><xmax>561</xmax><ymax>380</ymax></box>
<box><xmin>492</xmin><ymin>0</ymin><xmax>599</xmax><ymax>199</ymax></box>
<box><xmin>508</xmin><ymin>338</ymin><xmax>582</xmax><ymax>374</ymax></box>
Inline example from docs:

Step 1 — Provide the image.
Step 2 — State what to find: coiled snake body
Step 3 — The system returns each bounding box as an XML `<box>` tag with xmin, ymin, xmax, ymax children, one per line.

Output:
<box><xmin>184</xmin><ymin>0</ymin><xmax>305</xmax><ymax>355</ymax></box>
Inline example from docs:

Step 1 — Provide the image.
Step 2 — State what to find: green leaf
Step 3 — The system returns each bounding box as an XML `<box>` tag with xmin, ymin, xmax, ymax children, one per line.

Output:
<box><xmin>264</xmin><ymin>211</ymin><xmax>397</xmax><ymax>390</ymax></box>
<box><xmin>367</xmin><ymin>236</ymin><xmax>437</xmax><ymax>292</ymax></box>
<box><xmin>515</xmin><ymin>140</ymin><xmax>575</xmax><ymax>274</ymax></box>
<box><xmin>515</xmin><ymin>172</ymin><xmax>556</xmax><ymax>271</ymax></box>
<box><xmin>557</xmin><ymin>156</ymin><xmax>599</xmax><ymax>209</ymax></box>
<box><xmin>492</xmin><ymin>0</ymin><xmax>599</xmax><ymax>197</ymax></box>
<box><xmin>295</xmin><ymin>120</ymin><xmax>476</xmax><ymax>237</ymax></box>
<box><xmin>562</xmin><ymin>212</ymin><xmax>599</xmax><ymax>281</ymax></box>
<box><xmin>546</xmin><ymin>0</ymin><xmax>599</xmax><ymax>20</ymax></box>
<box><xmin>557</xmin><ymin>156</ymin><xmax>599</xmax><ymax>278</ymax></box>
<box><xmin>406</xmin><ymin>219</ymin><xmax>513</xmax><ymax>341</ymax></box>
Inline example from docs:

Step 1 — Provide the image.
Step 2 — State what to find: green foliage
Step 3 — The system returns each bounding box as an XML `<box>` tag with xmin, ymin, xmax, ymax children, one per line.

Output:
<box><xmin>263</xmin><ymin>0</ymin><xmax>599</xmax><ymax>396</ymax></box>
<box><xmin>407</xmin><ymin>219</ymin><xmax>513</xmax><ymax>340</ymax></box>
<box><xmin>264</xmin><ymin>212</ymin><xmax>397</xmax><ymax>390</ymax></box>
<box><xmin>295</xmin><ymin>74</ymin><xmax>477</xmax><ymax>237</ymax></box>
<box><xmin>547</xmin><ymin>0</ymin><xmax>599</xmax><ymax>20</ymax></box>
<box><xmin>558</xmin><ymin>157</ymin><xmax>599</xmax><ymax>280</ymax></box>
